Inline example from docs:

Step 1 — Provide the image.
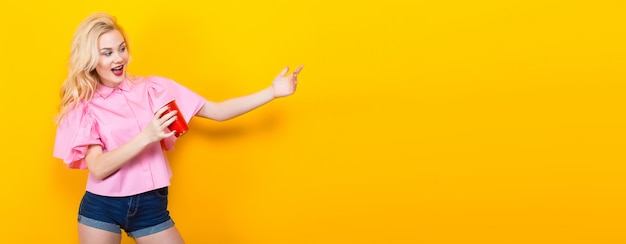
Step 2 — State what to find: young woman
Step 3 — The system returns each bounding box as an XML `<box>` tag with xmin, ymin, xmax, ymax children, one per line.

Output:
<box><xmin>53</xmin><ymin>12</ymin><xmax>303</xmax><ymax>244</ymax></box>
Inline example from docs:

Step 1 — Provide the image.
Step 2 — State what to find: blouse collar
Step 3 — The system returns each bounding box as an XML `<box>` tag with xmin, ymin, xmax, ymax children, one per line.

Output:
<box><xmin>95</xmin><ymin>78</ymin><xmax>132</xmax><ymax>99</ymax></box>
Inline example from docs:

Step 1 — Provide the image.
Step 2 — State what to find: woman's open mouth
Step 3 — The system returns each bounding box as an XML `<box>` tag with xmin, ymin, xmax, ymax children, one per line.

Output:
<box><xmin>112</xmin><ymin>65</ymin><xmax>124</xmax><ymax>76</ymax></box>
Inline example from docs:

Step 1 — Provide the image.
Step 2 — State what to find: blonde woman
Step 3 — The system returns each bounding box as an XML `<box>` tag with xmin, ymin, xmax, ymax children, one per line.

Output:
<box><xmin>54</xmin><ymin>12</ymin><xmax>303</xmax><ymax>244</ymax></box>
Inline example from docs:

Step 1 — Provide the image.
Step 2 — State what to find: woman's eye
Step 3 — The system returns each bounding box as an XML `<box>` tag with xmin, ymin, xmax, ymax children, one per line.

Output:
<box><xmin>103</xmin><ymin>52</ymin><xmax>112</xmax><ymax>56</ymax></box>
<box><xmin>120</xmin><ymin>47</ymin><xmax>126</xmax><ymax>52</ymax></box>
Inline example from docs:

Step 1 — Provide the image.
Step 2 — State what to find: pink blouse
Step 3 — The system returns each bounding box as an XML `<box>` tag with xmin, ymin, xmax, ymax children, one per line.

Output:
<box><xmin>53</xmin><ymin>76</ymin><xmax>206</xmax><ymax>197</ymax></box>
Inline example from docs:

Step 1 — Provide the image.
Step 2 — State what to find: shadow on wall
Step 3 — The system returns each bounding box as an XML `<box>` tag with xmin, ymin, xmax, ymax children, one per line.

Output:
<box><xmin>192</xmin><ymin>109</ymin><xmax>285</xmax><ymax>140</ymax></box>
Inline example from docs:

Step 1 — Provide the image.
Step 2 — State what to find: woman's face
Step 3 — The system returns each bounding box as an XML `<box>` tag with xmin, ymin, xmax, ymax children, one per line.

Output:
<box><xmin>95</xmin><ymin>30</ymin><xmax>129</xmax><ymax>87</ymax></box>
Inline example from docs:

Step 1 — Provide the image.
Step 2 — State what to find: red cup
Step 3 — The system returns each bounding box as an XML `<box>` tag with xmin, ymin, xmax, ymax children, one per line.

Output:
<box><xmin>162</xmin><ymin>100</ymin><xmax>188</xmax><ymax>137</ymax></box>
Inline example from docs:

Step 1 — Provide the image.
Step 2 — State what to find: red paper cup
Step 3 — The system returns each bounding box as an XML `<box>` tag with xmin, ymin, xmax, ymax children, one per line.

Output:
<box><xmin>163</xmin><ymin>100</ymin><xmax>188</xmax><ymax>137</ymax></box>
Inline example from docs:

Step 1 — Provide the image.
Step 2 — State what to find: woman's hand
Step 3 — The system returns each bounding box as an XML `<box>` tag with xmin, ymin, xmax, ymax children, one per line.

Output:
<box><xmin>141</xmin><ymin>105</ymin><xmax>178</xmax><ymax>143</ymax></box>
<box><xmin>272</xmin><ymin>65</ymin><xmax>304</xmax><ymax>98</ymax></box>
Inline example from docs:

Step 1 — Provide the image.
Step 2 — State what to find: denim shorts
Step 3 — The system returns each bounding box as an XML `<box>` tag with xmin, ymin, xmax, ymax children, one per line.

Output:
<box><xmin>78</xmin><ymin>187</ymin><xmax>174</xmax><ymax>238</ymax></box>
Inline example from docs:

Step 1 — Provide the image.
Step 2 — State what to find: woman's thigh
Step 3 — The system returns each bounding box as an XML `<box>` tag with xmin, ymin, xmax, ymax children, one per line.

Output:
<box><xmin>134</xmin><ymin>225</ymin><xmax>184</xmax><ymax>244</ymax></box>
<box><xmin>78</xmin><ymin>223</ymin><xmax>122</xmax><ymax>244</ymax></box>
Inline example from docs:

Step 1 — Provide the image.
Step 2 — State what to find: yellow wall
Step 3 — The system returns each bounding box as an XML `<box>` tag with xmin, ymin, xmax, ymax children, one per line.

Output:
<box><xmin>1</xmin><ymin>0</ymin><xmax>624</xmax><ymax>243</ymax></box>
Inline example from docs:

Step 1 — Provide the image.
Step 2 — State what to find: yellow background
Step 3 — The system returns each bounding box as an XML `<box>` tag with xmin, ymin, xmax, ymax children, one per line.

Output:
<box><xmin>0</xmin><ymin>0</ymin><xmax>624</xmax><ymax>243</ymax></box>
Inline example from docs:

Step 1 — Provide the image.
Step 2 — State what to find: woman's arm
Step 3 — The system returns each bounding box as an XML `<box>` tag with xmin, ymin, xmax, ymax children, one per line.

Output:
<box><xmin>196</xmin><ymin>65</ymin><xmax>303</xmax><ymax>121</ymax></box>
<box><xmin>84</xmin><ymin>106</ymin><xmax>178</xmax><ymax>180</ymax></box>
<box><xmin>196</xmin><ymin>87</ymin><xmax>273</xmax><ymax>121</ymax></box>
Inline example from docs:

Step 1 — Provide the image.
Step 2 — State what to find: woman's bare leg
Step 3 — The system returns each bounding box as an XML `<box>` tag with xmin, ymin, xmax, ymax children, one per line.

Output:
<box><xmin>134</xmin><ymin>226</ymin><xmax>184</xmax><ymax>244</ymax></box>
<box><xmin>78</xmin><ymin>223</ymin><xmax>122</xmax><ymax>244</ymax></box>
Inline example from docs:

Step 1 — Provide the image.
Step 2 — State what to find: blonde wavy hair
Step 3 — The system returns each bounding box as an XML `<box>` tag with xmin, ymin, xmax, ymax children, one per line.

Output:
<box><xmin>56</xmin><ymin>12</ymin><xmax>130</xmax><ymax>123</ymax></box>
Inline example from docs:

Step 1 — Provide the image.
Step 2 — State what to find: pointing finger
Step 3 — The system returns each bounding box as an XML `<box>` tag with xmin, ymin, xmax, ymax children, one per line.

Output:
<box><xmin>293</xmin><ymin>64</ymin><xmax>304</xmax><ymax>75</ymax></box>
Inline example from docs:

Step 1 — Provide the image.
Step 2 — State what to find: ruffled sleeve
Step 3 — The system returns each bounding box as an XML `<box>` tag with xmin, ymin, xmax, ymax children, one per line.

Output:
<box><xmin>53</xmin><ymin>103</ymin><xmax>103</xmax><ymax>169</ymax></box>
<box><xmin>146</xmin><ymin>76</ymin><xmax>207</xmax><ymax>150</ymax></box>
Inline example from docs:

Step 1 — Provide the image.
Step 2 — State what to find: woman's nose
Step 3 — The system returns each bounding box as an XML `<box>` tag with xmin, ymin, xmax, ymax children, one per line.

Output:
<box><xmin>113</xmin><ymin>52</ymin><xmax>124</xmax><ymax>63</ymax></box>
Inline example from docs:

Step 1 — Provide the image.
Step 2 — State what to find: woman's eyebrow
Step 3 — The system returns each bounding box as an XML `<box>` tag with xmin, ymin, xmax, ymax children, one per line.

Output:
<box><xmin>100</xmin><ymin>42</ymin><xmax>125</xmax><ymax>51</ymax></box>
